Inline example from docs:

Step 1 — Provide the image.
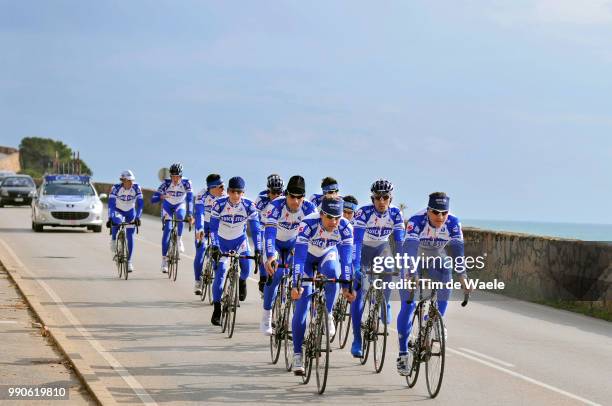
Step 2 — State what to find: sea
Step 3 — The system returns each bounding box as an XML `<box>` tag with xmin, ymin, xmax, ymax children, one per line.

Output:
<box><xmin>462</xmin><ymin>219</ymin><xmax>612</xmax><ymax>242</ymax></box>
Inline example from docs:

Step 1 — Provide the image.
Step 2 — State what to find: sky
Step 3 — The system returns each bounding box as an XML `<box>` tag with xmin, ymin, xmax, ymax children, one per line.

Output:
<box><xmin>1</xmin><ymin>0</ymin><xmax>611</xmax><ymax>224</ymax></box>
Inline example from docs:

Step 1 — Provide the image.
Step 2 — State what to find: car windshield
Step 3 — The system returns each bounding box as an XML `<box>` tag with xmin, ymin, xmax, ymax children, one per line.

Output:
<box><xmin>2</xmin><ymin>177</ymin><xmax>35</xmax><ymax>187</ymax></box>
<box><xmin>43</xmin><ymin>183</ymin><xmax>95</xmax><ymax>196</ymax></box>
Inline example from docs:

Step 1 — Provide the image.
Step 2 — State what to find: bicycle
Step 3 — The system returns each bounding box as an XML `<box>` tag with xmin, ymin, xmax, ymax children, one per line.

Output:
<box><xmin>330</xmin><ymin>291</ymin><xmax>351</xmax><ymax>349</ymax></box>
<box><xmin>295</xmin><ymin>265</ymin><xmax>352</xmax><ymax>395</ymax></box>
<box><xmin>404</xmin><ymin>276</ymin><xmax>470</xmax><ymax>398</ymax></box>
<box><xmin>110</xmin><ymin>221</ymin><xmax>138</xmax><ymax>280</ymax></box>
<box><xmin>198</xmin><ymin>234</ymin><xmax>214</xmax><ymax>304</ymax></box>
<box><xmin>217</xmin><ymin>250</ymin><xmax>258</xmax><ymax>338</ymax></box>
<box><xmin>268</xmin><ymin>249</ymin><xmax>293</xmax><ymax>366</ymax></box>
<box><xmin>358</xmin><ymin>270</ymin><xmax>399</xmax><ymax>373</ymax></box>
<box><xmin>165</xmin><ymin>214</ymin><xmax>192</xmax><ymax>282</ymax></box>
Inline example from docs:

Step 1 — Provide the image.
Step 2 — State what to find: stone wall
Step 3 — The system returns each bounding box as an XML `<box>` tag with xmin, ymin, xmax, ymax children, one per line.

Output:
<box><xmin>463</xmin><ymin>227</ymin><xmax>612</xmax><ymax>312</ymax></box>
<box><xmin>0</xmin><ymin>147</ymin><xmax>20</xmax><ymax>172</ymax></box>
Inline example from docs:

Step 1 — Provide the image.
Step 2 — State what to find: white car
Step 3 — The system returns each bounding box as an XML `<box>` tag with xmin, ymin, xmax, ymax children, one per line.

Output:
<box><xmin>31</xmin><ymin>175</ymin><xmax>107</xmax><ymax>232</ymax></box>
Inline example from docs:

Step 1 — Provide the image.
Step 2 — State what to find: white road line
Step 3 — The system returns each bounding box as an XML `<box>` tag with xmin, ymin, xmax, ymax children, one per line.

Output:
<box><xmin>447</xmin><ymin>348</ymin><xmax>600</xmax><ymax>406</ymax></box>
<box><xmin>458</xmin><ymin>347</ymin><xmax>515</xmax><ymax>368</ymax></box>
<box><xmin>0</xmin><ymin>239</ymin><xmax>158</xmax><ymax>406</ymax></box>
<box><xmin>0</xmin><ymin>320</ymin><xmax>18</xmax><ymax>324</ymax></box>
<box><xmin>386</xmin><ymin>323</ymin><xmax>600</xmax><ymax>405</ymax></box>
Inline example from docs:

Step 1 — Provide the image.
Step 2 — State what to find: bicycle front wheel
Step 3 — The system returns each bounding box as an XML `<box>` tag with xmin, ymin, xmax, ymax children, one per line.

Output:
<box><xmin>200</xmin><ymin>253</ymin><xmax>213</xmax><ymax>302</ymax></box>
<box><xmin>360</xmin><ymin>288</ymin><xmax>373</xmax><ymax>365</ymax></box>
<box><xmin>406</xmin><ymin>301</ymin><xmax>423</xmax><ymax>388</ymax></box>
<box><xmin>227</xmin><ymin>269</ymin><xmax>239</xmax><ymax>338</ymax></box>
<box><xmin>372</xmin><ymin>297</ymin><xmax>387</xmax><ymax>373</ymax></box>
<box><xmin>114</xmin><ymin>234</ymin><xmax>123</xmax><ymax>279</ymax></box>
<box><xmin>171</xmin><ymin>234</ymin><xmax>179</xmax><ymax>282</ymax></box>
<box><xmin>284</xmin><ymin>300</ymin><xmax>295</xmax><ymax>371</ymax></box>
<box><xmin>314</xmin><ymin>299</ymin><xmax>330</xmax><ymax>395</ymax></box>
<box><xmin>220</xmin><ymin>269</ymin><xmax>231</xmax><ymax>333</ymax></box>
<box><xmin>425</xmin><ymin>306</ymin><xmax>446</xmax><ymax>398</ymax></box>
<box><xmin>270</xmin><ymin>289</ymin><xmax>283</xmax><ymax>364</ymax></box>
<box><xmin>337</xmin><ymin>297</ymin><xmax>351</xmax><ymax>349</ymax></box>
<box><xmin>121</xmin><ymin>234</ymin><xmax>129</xmax><ymax>280</ymax></box>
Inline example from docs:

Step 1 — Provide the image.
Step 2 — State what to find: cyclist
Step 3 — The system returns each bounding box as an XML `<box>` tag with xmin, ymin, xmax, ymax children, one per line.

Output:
<box><xmin>254</xmin><ymin>174</ymin><xmax>285</xmax><ymax>294</ymax></box>
<box><xmin>396</xmin><ymin>192</ymin><xmax>467</xmax><ymax>376</ymax></box>
<box><xmin>108</xmin><ymin>170</ymin><xmax>144</xmax><ymax>272</ymax></box>
<box><xmin>193</xmin><ymin>174</ymin><xmax>225</xmax><ymax>295</ymax></box>
<box><xmin>290</xmin><ymin>196</ymin><xmax>354</xmax><ymax>375</ymax></box>
<box><xmin>350</xmin><ymin>179</ymin><xmax>405</xmax><ymax>358</ymax></box>
<box><xmin>260</xmin><ymin>175</ymin><xmax>316</xmax><ymax>335</ymax></box>
<box><xmin>309</xmin><ymin>177</ymin><xmax>340</xmax><ymax>208</ymax></box>
<box><xmin>150</xmin><ymin>163</ymin><xmax>194</xmax><ymax>273</ymax></box>
<box><xmin>342</xmin><ymin>195</ymin><xmax>358</xmax><ymax>223</ymax></box>
<box><xmin>209</xmin><ymin>176</ymin><xmax>262</xmax><ymax>326</ymax></box>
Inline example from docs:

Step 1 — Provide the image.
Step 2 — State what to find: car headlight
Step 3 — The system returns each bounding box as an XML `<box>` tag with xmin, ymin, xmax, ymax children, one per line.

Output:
<box><xmin>90</xmin><ymin>201</ymin><xmax>102</xmax><ymax>210</ymax></box>
<box><xmin>29</xmin><ymin>191</ymin><xmax>36</xmax><ymax>196</ymax></box>
<box><xmin>1</xmin><ymin>190</ymin><xmax>8</xmax><ymax>197</ymax></box>
<box><xmin>38</xmin><ymin>202</ymin><xmax>55</xmax><ymax>210</ymax></box>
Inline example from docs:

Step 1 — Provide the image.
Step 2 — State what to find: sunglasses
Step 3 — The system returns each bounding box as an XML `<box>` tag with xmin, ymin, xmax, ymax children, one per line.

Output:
<box><xmin>288</xmin><ymin>193</ymin><xmax>304</xmax><ymax>199</ymax></box>
<box><xmin>430</xmin><ymin>209</ymin><xmax>448</xmax><ymax>216</ymax></box>
<box><xmin>228</xmin><ymin>189</ymin><xmax>243</xmax><ymax>194</ymax></box>
<box><xmin>324</xmin><ymin>213</ymin><xmax>341</xmax><ymax>220</ymax></box>
<box><xmin>373</xmin><ymin>194</ymin><xmax>390</xmax><ymax>201</ymax></box>
<box><xmin>324</xmin><ymin>190</ymin><xmax>338</xmax><ymax>195</ymax></box>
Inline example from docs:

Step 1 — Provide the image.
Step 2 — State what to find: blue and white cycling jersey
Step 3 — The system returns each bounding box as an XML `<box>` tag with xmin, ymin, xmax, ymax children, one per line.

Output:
<box><xmin>151</xmin><ymin>178</ymin><xmax>193</xmax><ymax>213</ymax></box>
<box><xmin>210</xmin><ymin>196</ymin><xmax>261</xmax><ymax>244</ymax></box>
<box><xmin>293</xmin><ymin>212</ymin><xmax>354</xmax><ymax>282</ymax></box>
<box><xmin>353</xmin><ymin>204</ymin><xmax>404</xmax><ymax>271</ymax></box>
<box><xmin>108</xmin><ymin>183</ymin><xmax>144</xmax><ymax>215</ymax></box>
<box><xmin>155</xmin><ymin>179</ymin><xmax>193</xmax><ymax>206</ymax></box>
<box><xmin>264</xmin><ymin>197</ymin><xmax>317</xmax><ymax>258</ymax></box>
<box><xmin>195</xmin><ymin>189</ymin><xmax>225</xmax><ymax>235</ymax></box>
<box><xmin>254</xmin><ymin>189</ymin><xmax>272</xmax><ymax>220</ymax></box>
<box><xmin>403</xmin><ymin>208</ymin><xmax>465</xmax><ymax>271</ymax></box>
<box><xmin>354</xmin><ymin>204</ymin><xmax>404</xmax><ymax>243</ymax></box>
<box><xmin>194</xmin><ymin>187</ymin><xmax>207</xmax><ymax>233</ymax></box>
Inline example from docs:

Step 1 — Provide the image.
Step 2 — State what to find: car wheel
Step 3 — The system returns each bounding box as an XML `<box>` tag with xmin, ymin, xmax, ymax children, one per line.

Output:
<box><xmin>33</xmin><ymin>223</ymin><xmax>43</xmax><ymax>232</ymax></box>
<box><xmin>92</xmin><ymin>225</ymin><xmax>102</xmax><ymax>233</ymax></box>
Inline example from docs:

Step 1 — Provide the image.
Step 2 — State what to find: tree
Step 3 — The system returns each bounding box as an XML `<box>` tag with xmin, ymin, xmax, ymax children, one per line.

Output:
<box><xmin>19</xmin><ymin>137</ymin><xmax>92</xmax><ymax>178</ymax></box>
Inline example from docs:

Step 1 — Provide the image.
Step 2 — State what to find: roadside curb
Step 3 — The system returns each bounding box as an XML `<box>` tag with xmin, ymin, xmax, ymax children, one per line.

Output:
<box><xmin>0</xmin><ymin>247</ymin><xmax>118</xmax><ymax>406</ymax></box>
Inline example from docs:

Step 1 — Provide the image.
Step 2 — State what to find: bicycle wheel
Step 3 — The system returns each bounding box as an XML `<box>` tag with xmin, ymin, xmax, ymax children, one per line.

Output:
<box><xmin>315</xmin><ymin>299</ymin><xmax>330</xmax><ymax>395</ymax></box>
<box><xmin>406</xmin><ymin>302</ymin><xmax>423</xmax><ymax>388</ymax></box>
<box><xmin>270</xmin><ymin>288</ymin><xmax>283</xmax><ymax>364</ymax></box>
<box><xmin>425</xmin><ymin>306</ymin><xmax>445</xmax><ymax>398</ymax></box>
<box><xmin>302</xmin><ymin>303</ymin><xmax>315</xmax><ymax>384</ymax></box>
<box><xmin>284</xmin><ymin>300</ymin><xmax>294</xmax><ymax>371</ymax></box>
<box><xmin>337</xmin><ymin>297</ymin><xmax>351</xmax><ymax>349</ymax></box>
<box><xmin>360</xmin><ymin>288</ymin><xmax>372</xmax><ymax>365</ymax></box>
<box><xmin>372</xmin><ymin>296</ymin><xmax>387</xmax><ymax>373</ymax></box>
<box><xmin>220</xmin><ymin>268</ymin><xmax>232</xmax><ymax>333</ymax></box>
<box><xmin>227</xmin><ymin>267</ymin><xmax>239</xmax><ymax>338</ymax></box>
<box><xmin>330</xmin><ymin>296</ymin><xmax>344</xmax><ymax>343</ymax></box>
<box><xmin>115</xmin><ymin>232</ymin><xmax>123</xmax><ymax>278</ymax></box>
<box><xmin>167</xmin><ymin>236</ymin><xmax>175</xmax><ymax>280</ymax></box>
<box><xmin>200</xmin><ymin>251</ymin><xmax>212</xmax><ymax>302</ymax></box>
<box><xmin>171</xmin><ymin>233</ymin><xmax>179</xmax><ymax>282</ymax></box>
<box><xmin>121</xmin><ymin>233</ymin><xmax>129</xmax><ymax>280</ymax></box>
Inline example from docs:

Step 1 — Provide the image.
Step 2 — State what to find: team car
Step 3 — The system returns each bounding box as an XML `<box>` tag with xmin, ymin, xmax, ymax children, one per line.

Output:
<box><xmin>31</xmin><ymin>174</ymin><xmax>107</xmax><ymax>232</ymax></box>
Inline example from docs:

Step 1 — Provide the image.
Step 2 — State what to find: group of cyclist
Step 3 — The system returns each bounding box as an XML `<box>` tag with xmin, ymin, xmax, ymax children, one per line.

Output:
<box><xmin>106</xmin><ymin>163</ymin><xmax>469</xmax><ymax>378</ymax></box>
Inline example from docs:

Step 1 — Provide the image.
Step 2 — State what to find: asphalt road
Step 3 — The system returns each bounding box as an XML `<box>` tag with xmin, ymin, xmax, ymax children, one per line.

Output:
<box><xmin>0</xmin><ymin>207</ymin><xmax>610</xmax><ymax>405</ymax></box>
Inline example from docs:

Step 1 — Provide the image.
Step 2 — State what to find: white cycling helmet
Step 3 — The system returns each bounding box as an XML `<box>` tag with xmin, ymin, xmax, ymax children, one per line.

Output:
<box><xmin>120</xmin><ymin>170</ymin><xmax>135</xmax><ymax>181</ymax></box>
